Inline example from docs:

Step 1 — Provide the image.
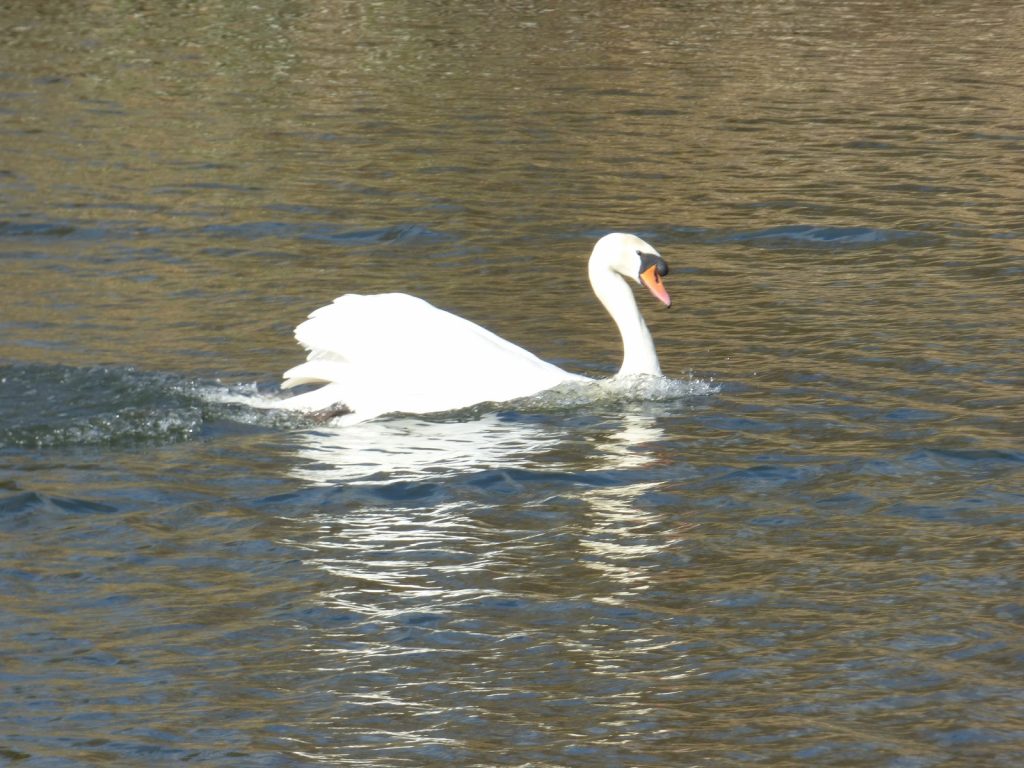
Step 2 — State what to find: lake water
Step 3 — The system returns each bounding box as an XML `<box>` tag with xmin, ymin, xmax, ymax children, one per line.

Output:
<box><xmin>2</xmin><ymin>1</ymin><xmax>1022</xmax><ymax>765</ymax></box>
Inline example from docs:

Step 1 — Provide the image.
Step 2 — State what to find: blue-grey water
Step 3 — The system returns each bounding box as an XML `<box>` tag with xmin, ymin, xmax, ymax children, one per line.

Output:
<box><xmin>2</xmin><ymin>1</ymin><xmax>1023</xmax><ymax>766</ymax></box>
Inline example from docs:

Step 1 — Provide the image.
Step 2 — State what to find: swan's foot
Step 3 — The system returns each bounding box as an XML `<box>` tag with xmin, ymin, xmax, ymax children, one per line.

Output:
<box><xmin>309</xmin><ymin>404</ymin><xmax>353</xmax><ymax>422</ymax></box>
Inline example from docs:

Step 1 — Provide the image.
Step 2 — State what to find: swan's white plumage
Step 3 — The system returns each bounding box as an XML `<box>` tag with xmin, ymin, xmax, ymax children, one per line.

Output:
<box><xmin>277</xmin><ymin>293</ymin><xmax>586</xmax><ymax>422</ymax></box>
<box><xmin>275</xmin><ymin>233</ymin><xmax>669</xmax><ymax>423</ymax></box>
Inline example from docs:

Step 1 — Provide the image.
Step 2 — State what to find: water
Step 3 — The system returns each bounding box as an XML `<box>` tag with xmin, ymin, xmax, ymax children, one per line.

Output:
<box><xmin>2</xmin><ymin>1</ymin><xmax>1022</xmax><ymax>765</ymax></box>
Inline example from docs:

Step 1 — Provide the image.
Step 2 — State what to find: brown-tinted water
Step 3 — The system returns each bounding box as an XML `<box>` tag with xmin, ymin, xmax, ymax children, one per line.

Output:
<box><xmin>1</xmin><ymin>1</ymin><xmax>1022</xmax><ymax>766</ymax></box>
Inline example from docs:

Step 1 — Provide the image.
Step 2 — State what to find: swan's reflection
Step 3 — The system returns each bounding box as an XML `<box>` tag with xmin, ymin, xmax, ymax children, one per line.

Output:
<box><xmin>286</xmin><ymin>407</ymin><xmax>670</xmax><ymax>487</ymax></box>
<box><xmin>285</xmin><ymin>409</ymin><xmax>687</xmax><ymax>596</ymax></box>
<box><xmin>586</xmin><ymin>412</ymin><xmax>667</xmax><ymax>471</ymax></box>
<box><xmin>579</xmin><ymin>481</ymin><xmax>667</xmax><ymax>589</ymax></box>
<box><xmin>289</xmin><ymin>409</ymin><xmax>692</xmax><ymax>637</ymax></box>
<box><xmin>578</xmin><ymin>412</ymin><xmax>695</xmax><ymax>595</ymax></box>
<box><xmin>287</xmin><ymin>412</ymin><xmax>565</xmax><ymax>486</ymax></box>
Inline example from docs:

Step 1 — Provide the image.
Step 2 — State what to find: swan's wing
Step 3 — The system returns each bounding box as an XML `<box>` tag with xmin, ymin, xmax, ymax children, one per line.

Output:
<box><xmin>277</xmin><ymin>293</ymin><xmax>583</xmax><ymax>420</ymax></box>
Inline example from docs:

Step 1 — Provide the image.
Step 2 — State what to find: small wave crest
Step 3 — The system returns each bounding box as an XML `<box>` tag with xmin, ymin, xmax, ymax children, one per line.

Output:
<box><xmin>715</xmin><ymin>224</ymin><xmax>934</xmax><ymax>249</ymax></box>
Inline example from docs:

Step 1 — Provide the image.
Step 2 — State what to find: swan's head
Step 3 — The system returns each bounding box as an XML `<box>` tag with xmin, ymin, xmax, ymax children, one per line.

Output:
<box><xmin>590</xmin><ymin>233</ymin><xmax>671</xmax><ymax>308</ymax></box>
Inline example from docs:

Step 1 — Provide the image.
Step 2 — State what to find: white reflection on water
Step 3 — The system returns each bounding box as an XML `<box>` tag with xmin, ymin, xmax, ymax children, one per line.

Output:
<box><xmin>580</xmin><ymin>482</ymin><xmax>667</xmax><ymax>586</ymax></box>
<box><xmin>296</xmin><ymin>412</ymin><xmax>683</xmax><ymax>601</ymax></box>
<box><xmin>587</xmin><ymin>413</ymin><xmax>667</xmax><ymax>471</ymax></box>
<box><xmin>577</xmin><ymin>415</ymin><xmax>694</xmax><ymax>593</ymax></box>
<box><xmin>286</xmin><ymin>405</ymin><xmax>677</xmax><ymax>487</ymax></box>
<box><xmin>210</xmin><ymin>371</ymin><xmax>712</xmax><ymax>487</ymax></box>
<box><xmin>287</xmin><ymin>413</ymin><xmax>566</xmax><ymax>486</ymax></box>
<box><xmin>288</xmin><ymin>409</ymin><xmax>686</xmax><ymax>601</ymax></box>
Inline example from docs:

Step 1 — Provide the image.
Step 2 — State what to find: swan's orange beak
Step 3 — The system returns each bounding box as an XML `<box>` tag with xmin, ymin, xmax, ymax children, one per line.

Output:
<box><xmin>641</xmin><ymin>264</ymin><xmax>671</xmax><ymax>308</ymax></box>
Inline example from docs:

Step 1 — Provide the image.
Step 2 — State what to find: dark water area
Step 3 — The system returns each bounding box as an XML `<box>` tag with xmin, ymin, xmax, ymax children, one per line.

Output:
<box><xmin>2</xmin><ymin>1</ymin><xmax>1023</xmax><ymax>766</ymax></box>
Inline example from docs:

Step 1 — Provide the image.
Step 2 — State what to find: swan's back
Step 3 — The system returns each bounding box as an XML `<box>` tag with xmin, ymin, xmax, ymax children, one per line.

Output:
<box><xmin>278</xmin><ymin>293</ymin><xmax>582</xmax><ymax>421</ymax></box>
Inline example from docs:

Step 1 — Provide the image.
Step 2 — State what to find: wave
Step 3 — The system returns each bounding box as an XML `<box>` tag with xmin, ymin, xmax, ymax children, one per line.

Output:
<box><xmin>707</xmin><ymin>224</ymin><xmax>937</xmax><ymax>250</ymax></box>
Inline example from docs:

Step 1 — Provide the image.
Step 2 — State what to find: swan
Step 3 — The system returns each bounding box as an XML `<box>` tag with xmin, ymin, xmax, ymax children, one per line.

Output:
<box><xmin>274</xmin><ymin>232</ymin><xmax>671</xmax><ymax>423</ymax></box>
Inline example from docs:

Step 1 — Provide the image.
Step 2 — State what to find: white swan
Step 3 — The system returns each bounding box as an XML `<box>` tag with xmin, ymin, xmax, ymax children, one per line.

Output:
<box><xmin>275</xmin><ymin>232</ymin><xmax>671</xmax><ymax>423</ymax></box>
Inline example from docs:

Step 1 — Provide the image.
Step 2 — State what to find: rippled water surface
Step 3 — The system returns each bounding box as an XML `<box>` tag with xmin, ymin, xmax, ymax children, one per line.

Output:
<box><xmin>2</xmin><ymin>1</ymin><xmax>1023</xmax><ymax>766</ymax></box>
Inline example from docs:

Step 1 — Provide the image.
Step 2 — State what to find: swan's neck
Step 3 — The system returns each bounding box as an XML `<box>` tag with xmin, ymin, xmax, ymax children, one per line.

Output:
<box><xmin>589</xmin><ymin>263</ymin><xmax>662</xmax><ymax>377</ymax></box>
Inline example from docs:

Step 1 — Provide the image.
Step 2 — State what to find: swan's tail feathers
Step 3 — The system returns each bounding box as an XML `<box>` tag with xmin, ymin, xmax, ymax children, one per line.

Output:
<box><xmin>277</xmin><ymin>356</ymin><xmax>382</xmax><ymax>422</ymax></box>
<box><xmin>281</xmin><ymin>360</ymin><xmax>351</xmax><ymax>390</ymax></box>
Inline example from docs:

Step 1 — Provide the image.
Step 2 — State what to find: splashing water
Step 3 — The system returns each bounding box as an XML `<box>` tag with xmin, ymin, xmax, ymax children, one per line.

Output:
<box><xmin>0</xmin><ymin>363</ymin><xmax>717</xmax><ymax>449</ymax></box>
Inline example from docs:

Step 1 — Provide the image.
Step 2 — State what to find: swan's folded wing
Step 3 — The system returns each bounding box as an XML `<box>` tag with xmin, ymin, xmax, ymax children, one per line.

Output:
<box><xmin>278</xmin><ymin>293</ymin><xmax>582</xmax><ymax>419</ymax></box>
